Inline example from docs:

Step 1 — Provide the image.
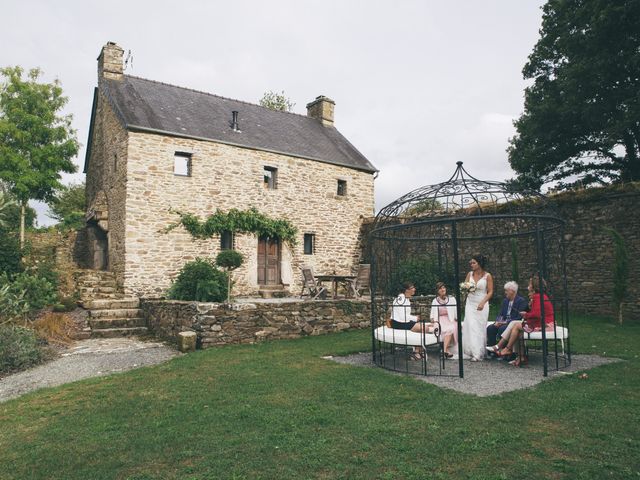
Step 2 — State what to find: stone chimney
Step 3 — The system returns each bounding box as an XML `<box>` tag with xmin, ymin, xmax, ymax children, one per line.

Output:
<box><xmin>306</xmin><ymin>95</ymin><xmax>335</xmax><ymax>126</ymax></box>
<box><xmin>97</xmin><ymin>42</ymin><xmax>124</xmax><ymax>81</ymax></box>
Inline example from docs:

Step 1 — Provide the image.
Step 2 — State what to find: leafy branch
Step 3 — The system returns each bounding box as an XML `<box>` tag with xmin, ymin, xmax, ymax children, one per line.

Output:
<box><xmin>164</xmin><ymin>207</ymin><xmax>298</xmax><ymax>246</ymax></box>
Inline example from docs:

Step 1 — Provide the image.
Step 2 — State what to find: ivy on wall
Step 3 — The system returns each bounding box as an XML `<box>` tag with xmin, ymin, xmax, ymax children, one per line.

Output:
<box><xmin>165</xmin><ymin>208</ymin><xmax>298</xmax><ymax>246</ymax></box>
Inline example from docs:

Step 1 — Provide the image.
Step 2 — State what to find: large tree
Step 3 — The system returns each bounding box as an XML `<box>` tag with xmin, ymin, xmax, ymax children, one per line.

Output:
<box><xmin>259</xmin><ymin>90</ymin><xmax>295</xmax><ymax>112</ymax></box>
<box><xmin>0</xmin><ymin>67</ymin><xmax>79</xmax><ymax>247</ymax></box>
<box><xmin>48</xmin><ymin>181</ymin><xmax>86</xmax><ymax>230</ymax></box>
<box><xmin>508</xmin><ymin>0</ymin><xmax>640</xmax><ymax>190</ymax></box>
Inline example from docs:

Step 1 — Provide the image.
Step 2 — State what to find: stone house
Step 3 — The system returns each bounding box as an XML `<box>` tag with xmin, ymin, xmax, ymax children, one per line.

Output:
<box><xmin>84</xmin><ymin>42</ymin><xmax>377</xmax><ymax>297</ymax></box>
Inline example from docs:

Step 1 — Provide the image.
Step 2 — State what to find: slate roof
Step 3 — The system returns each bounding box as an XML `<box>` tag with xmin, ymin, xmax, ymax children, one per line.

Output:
<box><xmin>90</xmin><ymin>75</ymin><xmax>377</xmax><ymax>173</ymax></box>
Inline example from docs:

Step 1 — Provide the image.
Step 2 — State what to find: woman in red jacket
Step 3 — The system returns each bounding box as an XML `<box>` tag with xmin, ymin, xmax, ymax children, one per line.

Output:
<box><xmin>490</xmin><ymin>276</ymin><xmax>555</xmax><ymax>366</ymax></box>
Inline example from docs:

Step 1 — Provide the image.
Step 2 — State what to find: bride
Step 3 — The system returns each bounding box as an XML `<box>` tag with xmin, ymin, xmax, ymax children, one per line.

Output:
<box><xmin>462</xmin><ymin>254</ymin><xmax>494</xmax><ymax>361</ymax></box>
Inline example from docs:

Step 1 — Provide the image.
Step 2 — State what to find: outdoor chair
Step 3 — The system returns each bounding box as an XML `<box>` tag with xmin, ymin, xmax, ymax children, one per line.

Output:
<box><xmin>300</xmin><ymin>266</ymin><xmax>327</xmax><ymax>300</ymax></box>
<box><xmin>347</xmin><ymin>264</ymin><xmax>371</xmax><ymax>298</ymax></box>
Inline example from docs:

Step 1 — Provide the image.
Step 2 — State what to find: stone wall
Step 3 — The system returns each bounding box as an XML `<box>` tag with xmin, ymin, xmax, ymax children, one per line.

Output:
<box><xmin>142</xmin><ymin>299</ymin><xmax>370</xmax><ymax>347</ymax></box>
<box><xmin>25</xmin><ymin>230</ymin><xmax>86</xmax><ymax>298</ymax></box>
<box><xmin>84</xmin><ymin>88</ymin><xmax>129</xmax><ymax>290</ymax></box>
<box><xmin>122</xmin><ymin>130</ymin><xmax>375</xmax><ymax>297</ymax></box>
<box><xmin>141</xmin><ymin>296</ymin><xmax>435</xmax><ymax>347</ymax></box>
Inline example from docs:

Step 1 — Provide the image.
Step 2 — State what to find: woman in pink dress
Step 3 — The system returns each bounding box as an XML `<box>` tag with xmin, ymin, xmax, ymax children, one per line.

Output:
<box><xmin>430</xmin><ymin>282</ymin><xmax>458</xmax><ymax>358</ymax></box>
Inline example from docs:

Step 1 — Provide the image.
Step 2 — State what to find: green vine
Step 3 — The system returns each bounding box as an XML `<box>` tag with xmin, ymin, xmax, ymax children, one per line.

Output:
<box><xmin>164</xmin><ymin>207</ymin><xmax>298</xmax><ymax>246</ymax></box>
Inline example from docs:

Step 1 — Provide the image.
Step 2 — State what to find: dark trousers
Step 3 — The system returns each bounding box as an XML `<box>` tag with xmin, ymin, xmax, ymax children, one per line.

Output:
<box><xmin>486</xmin><ymin>323</ymin><xmax>509</xmax><ymax>346</ymax></box>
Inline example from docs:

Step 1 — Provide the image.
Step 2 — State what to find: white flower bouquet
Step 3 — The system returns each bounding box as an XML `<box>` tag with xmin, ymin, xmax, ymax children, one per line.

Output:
<box><xmin>459</xmin><ymin>281</ymin><xmax>476</xmax><ymax>294</ymax></box>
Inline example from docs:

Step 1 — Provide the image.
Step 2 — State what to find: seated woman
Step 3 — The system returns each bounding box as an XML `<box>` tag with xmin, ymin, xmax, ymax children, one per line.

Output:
<box><xmin>486</xmin><ymin>281</ymin><xmax>528</xmax><ymax>349</ymax></box>
<box><xmin>391</xmin><ymin>282</ymin><xmax>436</xmax><ymax>360</ymax></box>
<box><xmin>430</xmin><ymin>282</ymin><xmax>458</xmax><ymax>358</ymax></box>
<box><xmin>488</xmin><ymin>276</ymin><xmax>555</xmax><ymax>367</ymax></box>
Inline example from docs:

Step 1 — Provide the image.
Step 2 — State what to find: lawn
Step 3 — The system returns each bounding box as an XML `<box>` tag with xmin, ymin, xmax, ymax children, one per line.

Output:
<box><xmin>0</xmin><ymin>315</ymin><xmax>639</xmax><ymax>479</ymax></box>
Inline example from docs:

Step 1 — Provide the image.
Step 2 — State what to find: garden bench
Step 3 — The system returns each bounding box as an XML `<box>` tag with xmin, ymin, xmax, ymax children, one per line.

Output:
<box><xmin>488</xmin><ymin>321</ymin><xmax>569</xmax><ymax>356</ymax></box>
<box><xmin>374</xmin><ymin>321</ymin><xmax>443</xmax><ymax>365</ymax></box>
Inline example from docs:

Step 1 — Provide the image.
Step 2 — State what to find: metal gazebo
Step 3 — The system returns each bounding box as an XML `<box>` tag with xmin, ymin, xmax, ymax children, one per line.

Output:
<box><xmin>368</xmin><ymin>162</ymin><xmax>571</xmax><ymax>377</ymax></box>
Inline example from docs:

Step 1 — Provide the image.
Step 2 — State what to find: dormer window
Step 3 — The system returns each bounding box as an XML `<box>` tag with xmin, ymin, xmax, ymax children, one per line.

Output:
<box><xmin>337</xmin><ymin>179</ymin><xmax>347</xmax><ymax>196</ymax></box>
<box><xmin>264</xmin><ymin>166</ymin><xmax>277</xmax><ymax>189</ymax></box>
<box><xmin>174</xmin><ymin>152</ymin><xmax>191</xmax><ymax>176</ymax></box>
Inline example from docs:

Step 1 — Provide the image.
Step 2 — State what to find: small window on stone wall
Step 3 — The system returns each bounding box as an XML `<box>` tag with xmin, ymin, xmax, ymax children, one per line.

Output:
<box><xmin>174</xmin><ymin>152</ymin><xmax>192</xmax><ymax>176</ymax></box>
<box><xmin>264</xmin><ymin>166</ymin><xmax>277</xmax><ymax>189</ymax></box>
<box><xmin>304</xmin><ymin>233</ymin><xmax>315</xmax><ymax>255</ymax></box>
<box><xmin>337</xmin><ymin>179</ymin><xmax>347</xmax><ymax>196</ymax></box>
<box><xmin>220</xmin><ymin>230</ymin><xmax>234</xmax><ymax>250</ymax></box>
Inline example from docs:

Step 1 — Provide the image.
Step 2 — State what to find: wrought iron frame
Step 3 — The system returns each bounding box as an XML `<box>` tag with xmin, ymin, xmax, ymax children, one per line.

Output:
<box><xmin>369</xmin><ymin>162</ymin><xmax>571</xmax><ymax>378</ymax></box>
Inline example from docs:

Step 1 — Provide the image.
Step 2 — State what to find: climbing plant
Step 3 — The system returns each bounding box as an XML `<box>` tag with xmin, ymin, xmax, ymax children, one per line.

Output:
<box><xmin>165</xmin><ymin>208</ymin><xmax>298</xmax><ymax>246</ymax></box>
<box><xmin>603</xmin><ymin>227</ymin><xmax>629</xmax><ymax>325</ymax></box>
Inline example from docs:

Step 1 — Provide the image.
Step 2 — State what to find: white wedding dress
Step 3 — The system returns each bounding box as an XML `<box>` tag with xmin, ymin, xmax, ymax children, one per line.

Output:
<box><xmin>462</xmin><ymin>272</ymin><xmax>489</xmax><ymax>361</ymax></box>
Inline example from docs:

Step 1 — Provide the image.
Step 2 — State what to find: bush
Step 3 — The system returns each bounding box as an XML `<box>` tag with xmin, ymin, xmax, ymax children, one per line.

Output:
<box><xmin>52</xmin><ymin>296</ymin><xmax>77</xmax><ymax>313</ymax></box>
<box><xmin>0</xmin><ymin>284</ymin><xmax>30</xmax><ymax>323</ymax></box>
<box><xmin>0</xmin><ymin>272</ymin><xmax>58</xmax><ymax>312</ymax></box>
<box><xmin>0</xmin><ymin>231</ymin><xmax>22</xmax><ymax>276</ymax></box>
<box><xmin>215</xmin><ymin>250</ymin><xmax>244</xmax><ymax>271</ymax></box>
<box><xmin>392</xmin><ymin>255</ymin><xmax>441</xmax><ymax>296</ymax></box>
<box><xmin>168</xmin><ymin>258</ymin><xmax>228</xmax><ymax>302</ymax></box>
<box><xmin>0</xmin><ymin>325</ymin><xmax>45</xmax><ymax>374</ymax></box>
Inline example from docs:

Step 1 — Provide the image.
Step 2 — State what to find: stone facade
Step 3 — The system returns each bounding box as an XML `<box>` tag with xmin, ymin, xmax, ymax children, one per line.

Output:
<box><xmin>85</xmin><ymin>88</ymin><xmax>128</xmax><ymax>289</ymax></box>
<box><xmin>85</xmin><ymin>43</ymin><xmax>375</xmax><ymax>297</ymax></box>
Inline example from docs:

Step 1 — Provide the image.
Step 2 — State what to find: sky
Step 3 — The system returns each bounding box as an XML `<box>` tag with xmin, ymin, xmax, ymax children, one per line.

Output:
<box><xmin>1</xmin><ymin>0</ymin><xmax>546</xmax><ymax>225</ymax></box>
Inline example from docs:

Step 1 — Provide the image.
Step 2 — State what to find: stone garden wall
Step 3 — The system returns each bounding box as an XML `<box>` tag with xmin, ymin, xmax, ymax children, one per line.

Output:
<box><xmin>141</xmin><ymin>296</ymin><xmax>435</xmax><ymax>348</ymax></box>
<box><xmin>142</xmin><ymin>299</ymin><xmax>370</xmax><ymax>347</ymax></box>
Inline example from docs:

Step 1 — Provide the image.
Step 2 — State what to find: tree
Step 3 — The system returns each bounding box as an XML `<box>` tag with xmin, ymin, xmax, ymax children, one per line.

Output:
<box><xmin>603</xmin><ymin>227</ymin><xmax>629</xmax><ymax>324</ymax></box>
<box><xmin>48</xmin><ymin>182</ymin><xmax>86</xmax><ymax>230</ymax></box>
<box><xmin>215</xmin><ymin>250</ymin><xmax>244</xmax><ymax>304</ymax></box>
<box><xmin>0</xmin><ymin>67</ymin><xmax>79</xmax><ymax>248</ymax></box>
<box><xmin>508</xmin><ymin>0</ymin><xmax>640</xmax><ymax>190</ymax></box>
<box><xmin>259</xmin><ymin>90</ymin><xmax>295</xmax><ymax>112</ymax></box>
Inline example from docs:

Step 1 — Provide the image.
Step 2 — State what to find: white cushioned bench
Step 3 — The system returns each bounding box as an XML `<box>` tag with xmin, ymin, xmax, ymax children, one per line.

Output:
<box><xmin>374</xmin><ymin>326</ymin><xmax>439</xmax><ymax>348</ymax></box>
<box><xmin>522</xmin><ymin>326</ymin><xmax>569</xmax><ymax>355</ymax></box>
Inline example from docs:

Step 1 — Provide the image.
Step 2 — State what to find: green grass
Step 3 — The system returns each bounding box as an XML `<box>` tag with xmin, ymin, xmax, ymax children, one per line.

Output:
<box><xmin>1</xmin><ymin>315</ymin><xmax>639</xmax><ymax>479</ymax></box>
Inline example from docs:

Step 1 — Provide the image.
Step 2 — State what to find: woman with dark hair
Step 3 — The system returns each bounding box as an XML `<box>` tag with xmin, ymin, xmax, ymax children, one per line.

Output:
<box><xmin>430</xmin><ymin>282</ymin><xmax>458</xmax><ymax>358</ymax></box>
<box><xmin>391</xmin><ymin>282</ymin><xmax>436</xmax><ymax>360</ymax></box>
<box><xmin>489</xmin><ymin>276</ymin><xmax>555</xmax><ymax>367</ymax></box>
<box><xmin>461</xmin><ymin>254</ymin><xmax>494</xmax><ymax>361</ymax></box>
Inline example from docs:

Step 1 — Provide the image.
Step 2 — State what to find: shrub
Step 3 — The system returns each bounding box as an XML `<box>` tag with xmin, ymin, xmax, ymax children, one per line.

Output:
<box><xmin>215</xmin><ymin>250</ymin><xmax>244</xmax><ymax>271</ymax></box>
<box><xmin>167</xmin><ymin>258</ymin><xmax>228</xmax><ymax>302</ymax></box>
<box><xmin>0</xmin><ymin>284</ymin><xmax>30</xmax><ymax>323</ymax></box>
<box><xmin>52</xmin><ymin>296</ymin><xmax>77</xmax><ymax>313</ymax></box>
<box><xmin>0</xmin><ymin>272</ymin><xmax>58</xmax><ymax>311</ymax></box>
<box><xmin>0</xmin><ymin>231</ymin><xmax>22</xmax><ymax>276</ymax></box>
<box><xmin>32</xmin><ymin>312</ymin><xmax>75</xmax><ymax>346</ymax></box>
<box><xmin>392</xmin><ymin>255</ymin><xmax>440</xmax><ymax>296</ymax></box>
<box><xmin>0</xmin><ymin>325</ymin><xmax>45</xmax><ymax>374</ymax></box>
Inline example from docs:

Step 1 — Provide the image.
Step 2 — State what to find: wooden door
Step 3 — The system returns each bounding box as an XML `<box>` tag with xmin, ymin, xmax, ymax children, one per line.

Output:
<box><xmin>257</xmin><ymin>236</ymin><xmax>280</xmax><ymax>285</ymax></box>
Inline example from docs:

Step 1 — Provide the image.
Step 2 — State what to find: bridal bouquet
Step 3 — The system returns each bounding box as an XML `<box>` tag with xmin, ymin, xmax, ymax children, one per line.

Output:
<box><xmin>459</xmin><ymin>281</ymin><xmax>476</xmax><ymax>294</ymax></box>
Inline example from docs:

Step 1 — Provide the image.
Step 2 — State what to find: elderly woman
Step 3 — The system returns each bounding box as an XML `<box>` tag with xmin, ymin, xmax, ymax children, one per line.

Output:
<box><xmin>430</xmin><ymin>282</ymin><xmax>458</xmax><ymax>358</ymax></box>
<box><xmin>488</xmin><ymin>276</ymin><xmax>555</xmax><ymax>367</ymax></box>
<box><xmin>486</xmin><ymin>281</ymin><xmax>528</xmax><ymax>350</ymax></box>
<box><xmin>391</xmin><ymin>282</ymin><xmax>436</xmax><ymax>360</ymax></box>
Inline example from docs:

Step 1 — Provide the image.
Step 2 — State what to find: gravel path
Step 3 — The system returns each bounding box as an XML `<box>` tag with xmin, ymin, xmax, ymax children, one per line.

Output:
<box><xmin>0</xmin><ymin>338</ymin><xmax>179</xmax><ymax>403</ymax></box>
<box><xmin>327</xmin><ymin>352</ymin><xmax>620</xmax><ymax>396</ymax></box>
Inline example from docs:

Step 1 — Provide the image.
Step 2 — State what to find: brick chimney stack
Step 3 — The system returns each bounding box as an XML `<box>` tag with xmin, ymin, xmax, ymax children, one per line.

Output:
<box><xmin>97</xmin><ymin>42</ymin><xmax>124</xmax><ymax>81</ymax></box>
<box><xmin>306</xmin><ymin>96</ymin><xmax>335</xmax><ymax>126</ymax></box>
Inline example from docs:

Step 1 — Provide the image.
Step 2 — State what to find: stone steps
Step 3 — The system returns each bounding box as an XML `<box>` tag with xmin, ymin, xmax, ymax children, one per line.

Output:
<box><xmin>89</xmin><ymin>308</ymin><xmax>143</xmax><ymax>319</ymax></box>
<box><xmin>90</xmin><ymin>327</ymin><xmax>149</xmax><ymax>338</ymax></box>
<box><xmin>89</xmin><ymin>317</ymin><xmax>146</xmax><ymax>329</ymax></box>
<box><xmin>81</xmin><ymin>298</ymin><xmax>140</xmax><ymax>310</ymax></box>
